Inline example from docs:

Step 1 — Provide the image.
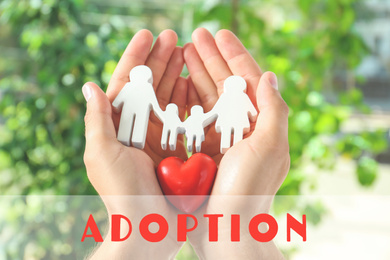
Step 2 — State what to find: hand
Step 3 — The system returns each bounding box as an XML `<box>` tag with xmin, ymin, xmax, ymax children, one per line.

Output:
<box><xmin>82</xmin><ymin>29</ymin><xmax>187</xmax><ymax>259</ymax></box>
<box><xmin>184</xmin><ymin>29</ymin><xmax>290</xmax><ymax>259</ymax></box>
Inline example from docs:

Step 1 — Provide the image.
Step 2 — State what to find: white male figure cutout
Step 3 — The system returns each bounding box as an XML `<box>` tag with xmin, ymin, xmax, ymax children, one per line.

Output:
<box><xmin>211</xmin><ymin>76</ymin><xmax>258</xmax><ymax>154</ymax></box>
<box><xmin>112</xmin><ymin>65</ymin><xmax>163</xmax><ymax>149</ymax></box>
<box><xmin>160</xmin><ymin>104</ymin><xmax>184</xmax><ymax>151</ymax></box>
<box><xmin>183</xmin><ymin>105</ymin><xmax>216</xmax><ymax>153</ymax></box>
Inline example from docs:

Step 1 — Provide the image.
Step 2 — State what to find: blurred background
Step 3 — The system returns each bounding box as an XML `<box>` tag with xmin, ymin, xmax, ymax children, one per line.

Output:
<box><xmin>0</xmin><ymin>0</ymin><xmax>389</xmax><ymax>259</ymax></box>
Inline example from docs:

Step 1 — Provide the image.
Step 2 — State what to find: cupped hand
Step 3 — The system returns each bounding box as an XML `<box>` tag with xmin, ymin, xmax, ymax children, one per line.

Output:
<box><xmin>183</xmin><ymin>28</ymin><xmax>290</xmax><ymax>196</ymax></box>
<box><xmin>83</xmin><ymin>82</ymin><xmax>184</xmax><ymax>259</ymax></box>
<box><xmin>83</xmin><ymin>29</ymin><xmax>187</xmax><ymax>259</ymax></box>
<box><xmin>183</xmin><ymin>29</ymin><xmax>290</xmax><ymax>259</ymax></box>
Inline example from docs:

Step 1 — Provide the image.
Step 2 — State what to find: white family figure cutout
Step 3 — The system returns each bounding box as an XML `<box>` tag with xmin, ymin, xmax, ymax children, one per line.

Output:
<box><xmin>112</xmin><ymin>65</ymin><xmax>161</xmax><ymax>148</ymax></box>
<box><xmin>159</xmin><ymin>103</ymin><xmax>184</xmax><ymax>151</ymax></box>
<box><xmin>113</xmin><ymin>65</ymin><xmax>258</xmax><ymax>154</ymax></box>
<box><xmin>183</xmin><ymin>105</ymin><xmax>215</xmax><ymax>153</ymax></box>
<box><xmin>210</xmin><ymin>76</ymin><xmax>258</xmax><ymax>153</ymax></box>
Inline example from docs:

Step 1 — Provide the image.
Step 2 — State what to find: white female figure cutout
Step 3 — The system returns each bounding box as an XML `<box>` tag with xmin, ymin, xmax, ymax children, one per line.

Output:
<box><xmin>159</xmin><ymin>104</ymin><xmax>184</xmax><ymax>151</ymax></box>
<box><xmin>211</xmin><ymin>76</ymin><xmax>258</xmax><ymax>154</ymax></box>
<box><xmin>183</xmin><ymin>105</ymin><xmax>216</xmax><ymax>153</ymax></box>
<box><xmin>112</xmin><ymin>65</ymin><xmax>163</xmax><ymax>149</ymax></box>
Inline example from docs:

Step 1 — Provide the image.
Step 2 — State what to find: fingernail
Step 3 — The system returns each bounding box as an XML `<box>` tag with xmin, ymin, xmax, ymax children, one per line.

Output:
<box><xmin>268</xmin><ymin>72</ymin><xmax>278</xmax><ymax>90</ymax></box>
<box><xmin>82</xmin><ymin>83</ymin><xmax>92</xmax><ymax>102</ymax></box>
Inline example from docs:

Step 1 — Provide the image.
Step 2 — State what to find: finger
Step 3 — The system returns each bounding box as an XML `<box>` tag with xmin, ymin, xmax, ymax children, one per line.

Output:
<box><xmin>215</xmin><ymin>29</ymin><xmax>262</xmax><ymax>106</ymax></box>
<box><xmin>156</xmin><ymin>46</ymin><xmax>184</xmax><ymax>109</ymax></box>
<box><xmin>83</xmin><ymin>82</ymin><xmax>117</xmax><ymax>151</ymax></box>
<box><xmin>192</xmin><ymin>28</ymin><xmax>232</xmax><ymax>94</ymax></box>
<box><xmin>170</xmin><ymin>77</ymin><xmax>188</xmax><ymax>121</ymax></box>
<box><xmin>145</xmin><ymin>29</ymin><xmax>178</xmax><ymax>91</ymax></box>
<box><xmin>251</xmin><ymin>72</ymin><xmax>289</xmax><ymax>144</ymax></box>
<box><xmin>187</xmin><ymin>76</ymin><xmax>202</xmax><ymax>111</ymax></box>
<box><xmin>183</xmin><ymin>42</ymin><xmax>218</xmax><ymax>112</ymax></box>
<box><xmin>107</xmin><ymin>30</ymin><xmax>154</xmax><ymax>101</ymax></box>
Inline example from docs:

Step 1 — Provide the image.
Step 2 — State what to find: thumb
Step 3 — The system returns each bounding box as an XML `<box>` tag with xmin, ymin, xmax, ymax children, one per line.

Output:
<box><xmin>82</xmin><ymin>82</ymin><xmax>116</xmax><ymax>149</ymax></box>
<box><xmin>251</xmin><ymin>72</ymin><xmax>289</xmax><ymax>146</ymax></box>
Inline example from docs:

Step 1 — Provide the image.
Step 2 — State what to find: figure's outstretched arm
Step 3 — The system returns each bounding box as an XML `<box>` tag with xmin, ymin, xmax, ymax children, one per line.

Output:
<box><xmin>202</xmin><ymin>106</ymin><xmax>218</xmax><ymax>127</ymax></box>
<box><xmin>112</xmin><ymin>84</ymin><xmax>129</xmax><ymax>112</ymax></box>
<box><xmin>153</xmin><ymin>105</ymin><xmax>164</xmax><ymax>122</ymax></box>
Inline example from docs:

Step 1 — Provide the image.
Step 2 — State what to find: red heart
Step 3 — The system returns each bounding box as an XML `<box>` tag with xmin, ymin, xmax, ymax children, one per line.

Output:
<box><xmin>157</xmin><ymin>153</ymin><xmax>217</xmax><ymax>213</ymax></box>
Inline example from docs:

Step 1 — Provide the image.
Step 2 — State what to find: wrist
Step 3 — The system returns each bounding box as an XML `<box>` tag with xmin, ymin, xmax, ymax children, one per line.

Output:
<box><xmin>90</xmin><ymin>229</ymin><xmax>182</xmax><ymax>260</ymax></box>
<box><xmin>90</xmin><ymin>197</ymin><xmax>182</xmax><ymax>259</ymax></box>
<box><xmin>188</xmin><ymin>196</ymin><xmax>283</xmax><ymax>259</ymax></box>
<box><xmin>191</xmin><ymin>232</ymin><xmax>284</xmax><ymax>260</ymax></box>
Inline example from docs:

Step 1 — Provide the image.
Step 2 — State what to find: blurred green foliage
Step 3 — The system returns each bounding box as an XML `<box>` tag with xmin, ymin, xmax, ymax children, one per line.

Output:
<box><xmin>0</xmin><ymin>0</ymin><xmax>136</xmax><ymax>194</ymax></box>
<box><xmin>0</xmin><ymin>0</ymin><xmax>388</xmax><ymax>259</ymax></box>
<box><xmin>0</xmin><ymin>196</ymin><xmax>108</xmax><ymax>259</ymax></box>
<box><xmin>192</xmin><ymin>0</ymin><xmax>388</xmax><ymax>195</ymax></box>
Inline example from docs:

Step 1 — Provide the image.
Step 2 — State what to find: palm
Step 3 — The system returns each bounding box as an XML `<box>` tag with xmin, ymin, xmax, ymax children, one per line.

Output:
<box><xmin>113</xmin><ymin>144</ymin><xmax>164</xmax><ymax>195</ymax></box>
<box><xmin>210</xmin><ymin>137</ymin><xmax>262</xmax><ymax>196</ymax></box>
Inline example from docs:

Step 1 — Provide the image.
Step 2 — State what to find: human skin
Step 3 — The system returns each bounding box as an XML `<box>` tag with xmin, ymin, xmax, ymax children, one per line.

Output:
<box><xmin>83</xmin><ymin>28</ymin><xmax>289</xmax><ymax>259</ymax></box>
<box><xmin>83</xmin><ymin>29</ymin><xmax>187</xmax><ymax>259</ymax></box>
<box><xmin>183</xmin><ymin>28</ymin><xmax>289</xmax><ymax>259</ymax></box>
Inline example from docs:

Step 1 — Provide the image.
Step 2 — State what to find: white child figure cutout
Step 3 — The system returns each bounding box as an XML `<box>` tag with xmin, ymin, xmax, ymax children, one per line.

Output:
<box><xmin>211</xmin><ymin>76</ymin><xmax>258</xmax><ymax>154</ymax></box>
<box><xmin>112</xmin><ymin>65</ymin><xmax>163</xmax><ymax>149</ymax></box>
<box><xmin>159</xmin><ymin>103</ymin><xmax>184</xmax><ymax>151</ymax></box>
<box><xmin>183</xmin><ymin>105</ymin><xmax>216</xmax><ymax>153</ymax></box>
